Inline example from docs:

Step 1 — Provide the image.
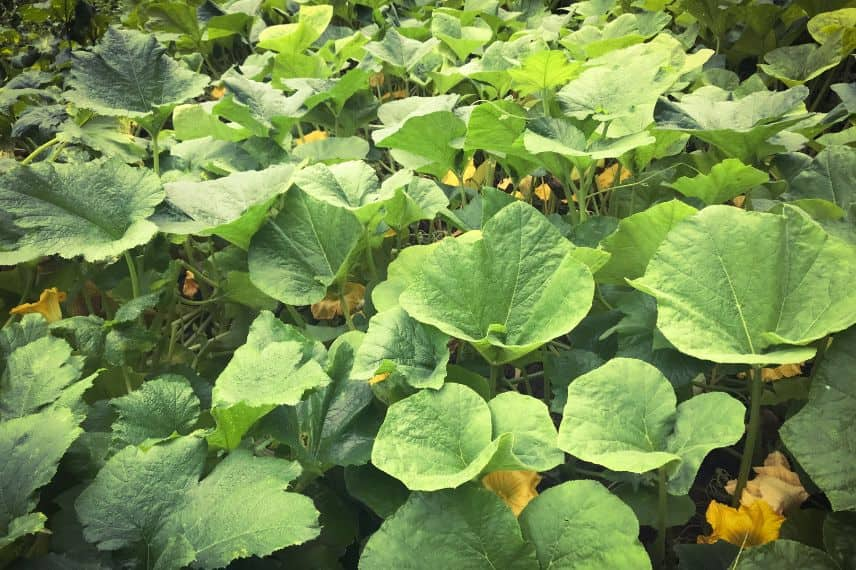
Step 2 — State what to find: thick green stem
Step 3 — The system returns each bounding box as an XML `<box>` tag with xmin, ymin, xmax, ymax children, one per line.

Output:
<box><xmin>284</xmin><ymin>304</ymin><xmax>305</xmax><ymax>328</ymax></box>
<box><xmin>151</xmin><ymin>131</ymin><xmax>161</xmax><ymax>176</ymax></box>
<box><xmin>364</xmin><ymin>228</ymin><xmax>378</xmax><ymax>282</ymax></box>
<box><xmin>339</xmin><ymin>285</ymin><xmax>355</xmax><ymax>331</ymax></box>
<box><xmin>732</xmin><ymin>365</ymin><xmax>762</xmax><ymax>507</ymax></box>
<box><xmin>21</xmin><ymin>137</ymin><xmax>60</xmax><ymax>165</ymax></box>
<box><xmin>489</xmin><ymin>364</ymin><xmax>500</xmax><ymax>396</ymax></box>
<box><xmin>124</xmin><ymin>251</ymin><xmax>141</xmax><ymax>299</ymax></box>
<box><xmin>656</xmin><ymin>467</ymin><xmax>668</xmax><ymax>568</ymax></box>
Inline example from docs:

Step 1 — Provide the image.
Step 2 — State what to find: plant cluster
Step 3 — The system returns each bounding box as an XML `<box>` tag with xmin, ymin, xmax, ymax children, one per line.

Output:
<box><xmin>1</xmin><ymin>0</ymin><xmax>855</xmax><ymax>568</ymax></box>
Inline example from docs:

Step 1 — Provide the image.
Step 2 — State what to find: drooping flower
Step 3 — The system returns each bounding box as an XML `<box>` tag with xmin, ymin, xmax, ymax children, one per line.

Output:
<box><xmin>369</xmin><ymin>372</ymin><xmax>390</xmax><ymax>386</ymax></box>
<box><xmin>697</xmin><ymin>500</ymin><xmax>784</xmax><ymax>547</ymax></box>
<box><xmin>310</xmin><ymin>283</ymin><xmax>366</xmax><ymax>320</ymax></box>
<box><xmin>482</xmin><ymin>470</ymin><xmax>541</xmax><ymax>516</ymax></box>
<box><xmin>10</xmin><ymin>287</ymin><xmax>67</xmax><ymax>323</ymax></box>
<box><xmin>725</xmin><ymin>451</ymin><xmax>809</xmax><ymax>514</ymax></box>
<box><xmin>295</xmin><ymin>130</ymin><xmax>328</xmax><ymax>145</ymax></box>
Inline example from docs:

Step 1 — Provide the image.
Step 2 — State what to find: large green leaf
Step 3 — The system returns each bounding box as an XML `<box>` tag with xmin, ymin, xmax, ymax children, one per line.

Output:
<box><xmin>0</xmin><ymin>409</ymin><xmax>81</xmax><ymax>536</ymax></box>
<box><xmin>371</xmin><ymin>383</ymin><xmax>498</xmax><ymax>491</ymax></box>
<box><xmin>735</xmin><ymin>539</ymin><xmax>838</xmax><ymax>569</ymax></box>
<box><xmin>158</xmin><ymin>164</ymin><xmax>296</xmax><ymax>249</ymax></box>
<box><xmin>293</xmin><ymin>160</ymin><xmax>393</xmax><ymax>222</ymax></box>
<box><xmin>372</xmin><ymin>383</ymin><xmax>561</xmax><ymax>490</ymax></box>
<box><xmin>781</xmin><ymin>326</ymin><xmax>856</xmax><ymax>511</ymax></box>
<box><xmin>111</xmin><ymin>375</ymin><xmax>200</xmax><ymax>448</ymax></box>
<box><xmin>522</xmin><ymin>116</ymin><xmax>655</xmax><ymax>165</ymax></box>
<box><xmin>381</xmin><ymin>171</ymin><xmax>449</xmax><ymax>229</ymax></box>
<box><xmin>464</xmin><ymin>100</ymin><xmax>527</xmax><ymax>156</ymax></box>
<box><xmin>783</xmin><ymin>146</ymin><xmax>856</xmax><ymax>214</ymax></box>
<box><xmin>666</xmin><ymin>159</ymin><xmax>769</xmax><ymax>205</ymax></box>
<box><xmin>248</xmin><ymin>189</ymin><xmax>363</xmax><ymax>305</ymax></box>
<box><xmin>359</xmin><ymin>486</ymin><xmax>537</xmax><ymax>569</ymax></box>
<box><xmin>759</xmin><ymin>41</ymin><xmax>843</xmax><ymax>88</ymax></box>
<box><xmin>519</xmin><ymin>480</ymin><xmax>651</xmax><ymax>569</ymax></box>
<box><xmin>76</xmin><ymin>437</ymin><xmax>319</xmax><ymax>568</ymax></box>
<box><xmin>352</xmin><ymin>307</ymin><xmax>450</xmax><ymax>390</ymax></box>
<box><xmin>654</xmin><ymin>85</ymin><xmax>810</xmax><ymax>162</ymax></box>
<box><xmin>67</xmin><ymin>27</ymin><xmax>208</xmax><ymax>118</ymax></box>
<box><xmin>507</xmin><ymin>50</ymin><xmax>579</xmax><ymax>96</ymax></box>
<box><xmin>558</xmin><ymin>358</ymin><xmax>745</xmax><ymax>494</ymax></box>
<box><xmin>400</xmin><ymin>201</ymin><xmax>595</xmax><ymax>365</ymax></box>
<box><xmin>374</xmin><ymin>110</ymin><xmax>466</xmax><ymax>178</ymax></box>
<box><xmin>0</xmin><ymin>334</ymin><xmax>84</xmax><ymax>419</ymax></box>
<box><xmin>210</xmin><ymin>311</ymin><xmax>330</xmax><ymax>449</ymax></box>
<box><xmin>630</xmin><ymin>205</ymin><xmax>856</xmax><ymax>364</ymax></box>
<box><xmin>260</xmin><ymin>332</ymin><xmax>380</xmax><ymax>469</ymax></box>
<box><xmin>0</xmin><ymin>158</ymin><xmax>164</xmax><ymax>264</ymax></box>
<box><xmin>363</xmin><ymin>28</ymin><xmax>440</xmax><ymax>72</ymax></box>
<box><xmin>430</xmin><ymin>12</ymin><xmax>492</xmax><ymax>61</ymax></box>
<box><xmin>595</xmin><ymin>200</ymin><xmax>698</xmax><ymax>285</ymax></box>
<box><xmin>214</xmin><ymin>70</ymin><xmax>308</xmax><ymax>137</ymax></box>
<box><xmin>257</xmin><ymin>4</ymin><xmax>332</xmax><ymax>55</ymax></box>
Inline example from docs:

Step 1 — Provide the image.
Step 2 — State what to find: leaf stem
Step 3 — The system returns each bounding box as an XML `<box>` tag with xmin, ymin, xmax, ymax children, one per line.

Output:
<box><xmin>656</xmin><ymin>466</ymin><xmax>668</xmax><ymax>568</ymax></box>
<box><xmin>151</xmin><ymin>131</ymin><xmax>160</xmax><ymax>176</ymax></box>
<box><xmin>124</xmin><ymin>251</ymin><xmax>141</xmax><ymax>299</ymax></box>
<box><xmin>21</xmin><ymin>137</ymin><xmax>60</xmax><ymax>165</ymax></box>
<box><xmin>488</xmin><ymin>364</ymin><xmax>500</xmax><ymax>397</ymax></box>
<box><xmin>732</xmin><ymin>364</ymin><xmax>762</xmax><ymax>507</ymax></box>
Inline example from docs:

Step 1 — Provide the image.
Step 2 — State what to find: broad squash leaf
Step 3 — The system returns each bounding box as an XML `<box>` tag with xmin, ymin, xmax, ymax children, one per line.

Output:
<box><xmin>430</xmin><ymin>12</ymin><xmax>492</xmax><ymax>61</ymax></box>
<box><xmin>111</xmin><ymin>375</ymin><xmax>200</xmax><ymax>448</ymax></box>
<box><xmin>0</xmin><ymin>409</ymin><xmax>81</xmax><ymax>542</ymax></box>
<box><xmin>507</xmin><ymin>50</ymin><xmax>579</xmax><ymax>96</ymax></box>
<box><xmin>293</xmin><ymin>160</ymin><xmax>394</xmax><ymax>222</ymax></box>
<box><xmin>519</xmin><ymin>480</ymin><xmax>651</xmax><ymax>569</ymax></box>
<box><xmin>363</xmin><ymin>28</ymin><xmax>440</xmax><ymax>72</ymax></box>
<box><xmin>630</xmin><ymin>205</ymin><xmax>856</xmax><ymax>364</ymax></box>
<box><xmin>214</xmin><ymin>69</ymin><xmax>309</xmax><ymax>137</ymax></box>
<box><xmin>210</xmin><ymin>311</ymin><xmax>330</xmax><ymax>449</ymax></box>
<box><xmin>596</xmin><ymin>200</ymin><xmax>698</xmax><ymax>285</ymax></box>
<box><xmin>352</xmin><ymin>307</ymin><xmax>450</xmax><ymax>390</ymax></box>
<box><xmin>464</xmin><ymin>100</ymin><xmax>527</xmax><ymax>156</ymax></box>
<box><xmin>783</xmin><ymin>146</ymin><xmax>856</xmax><ymax>215</ymax></box>
<box><xmin>558</xmin><ymin>358</ymin><xmax>745</xmax><ymax>494</ymax></box>
<box><xmin>248</xmin><ymin>189</ymin><xmax>363</xmax><ymax>305</ymax></box>
<box><xmin>381</xmin><ymin>170</ymin><xmax>449</xmax><ymax>229</ymax></box>
<box><xmin>780</xmin><ymin>326</ymin><xmax>856</xmax><ymax>511</ymax></box>
<box><xmin>257</xmin><ymin>4</ymin><xmax>332</xmax><ymax>55</ymax></box>
<box><xmin>158</xmin><ymin>164</ymin><xmax>296</xmax><ymax>249</ymax></box>
<box><xmin>0</xmin><ymin>158</ymin><xmax>163</xmax><ymax>264</ymax></box>
<box><xmin>735</xmin><ymin>539</ymin><xmax>838</xmax><ymax>569</ymax></box>
<box><xmin>666</xmin><ymin>158</ymin><xmax>769</xmax><ymax>205</ymax></box>
<box><xmin>359</xmin><ymin>486</ymin><xmax>537</xmax><ymax>569</ymax></box>
<box><xmin>759</xmin><ymin>41</ymin><xmax>843</xmax><ymax>88</ymax></box>
<box><xmin>67</xmin><ymin>27</ymin><xmax>209</xmax><ymax>118</ymax></box>
<box><xmin>400</xmin><ymin>201</ymin><xmax>595</xmax><ymax>365</ymax></box>
<box><xmin>372</xmin><ymin>383</ymin><xmax>561</xmax><ymax>491</ymax></box>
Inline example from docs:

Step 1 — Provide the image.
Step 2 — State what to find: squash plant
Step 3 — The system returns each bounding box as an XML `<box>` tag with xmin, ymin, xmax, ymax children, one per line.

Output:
<box><xmin>1</xmin><ymin>0</ymin><xmax>855</xmax><ymax>569</ymax></box>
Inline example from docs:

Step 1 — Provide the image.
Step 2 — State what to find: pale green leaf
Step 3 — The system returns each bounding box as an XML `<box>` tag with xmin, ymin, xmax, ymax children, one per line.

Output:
<box><xmin>508</xmin><ymin>50</ymin><xmax>579</xmax><ymax>96</ymax></box>
<box><xmin>293</xmin><ymin>160</ymin><xmax>393</xmax><ymax>222</ymax></box>
<box><xmin>486</xmin><ymin>392</ymin><xmax>563</xmax><ymax>472</ymax></box>
<box><xmin>667</xmin><ymin>158</ymin><xmax>768</xmax><ymax>205</ymax></box>
<box><xmin>112</xmin><ymin>375</ymin><xmax>200</xmax><ymax>448</ymax></box>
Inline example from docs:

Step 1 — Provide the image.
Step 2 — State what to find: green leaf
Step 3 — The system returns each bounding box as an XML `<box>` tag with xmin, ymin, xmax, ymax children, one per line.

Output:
<box><xmin>523</xmin><ymin>116</ymin><xmax>655</xmax><ymax>163</ymax></box>
<box><xmin>596</xmin><ymin>200</ymin><xmax>698</xmax><ymax>285</ymax></box>
<box><xmin>464</xmin><ymin>100</ymin><xmax>527</xmax><ymax>156</ymax></box>
<box><xmin>364</xmin><ymin>28</ymin><xmax>440</xmax><ymax>71</ymax></box>
<box><xmin>352</xmin><ymin>307</ymin><xmax>450</xmax><ymax>390</ymax></box>
<box><xmin>260</xmin><ymin>331</ymin><xmax>380</xmax><ymax>468</ymax></box>
<box><xmin>558</xmin><ymin>358</ymin><xmax>745</xmax><ymax>494</ymax></box>
<box><xmin>519</xmin><ymin>480</ymin><xmax>651</xmax><ymax>570</ymax></box>
<box><xmin>783</xmin><ymin>146</ymin><xmax>856</xmax><ymax>215</ymax></box>
<box><xmin>359</xmin><ymin>486</ymin><xmax>537</xmax><ymax>569</ymax></box>
<box><xmin>808</xmin><ymin>8</ymin><xmax>856</xmax><ymax>53</ymax></box>
<box><xmin>823</xmin><ymin>511</ymin><xmax>856</xmax><ymax>570</ymax></box>
<box><xmin>781</xmin><ymin>326</ymin><xmax>856</xmax><ymax>511</ymax></box>
<box><xmin>0</xmin><ymin>334</ymin><xmax>84</xmax><ymax>419</ymax></box>
<box><xmin>381</xmin><ymin>171</ymin><xmax>449</xmax><ymax>229</ymax></box>
<box><xmin>735</xmin><ymin>539</ymin><xmax>838</xmax><ymax>569</ymax></box>
<box><xmin>507</xmin><ymin>50</ymin><xmax>579</xmax><ymax>96</ymax></box>
<box><xmin>759</xmin><ymin>41</ymin><xmax>843</xmax><ymax>88</ymax></box>
<box><xmin>210</xmin><ymin>311</ymin><xmax>330</xmax><ymax>449</ymax></box>
<box><xmin>248</xmin><ymin>189</ymin><xmax>363</xmax><ymax>305</ymax></box>
<box><xmin>293</xmin><ymin>160</ymin><xmax>393</xmax><ymax>222</ymax></box>
<box><xmin>654</xmin><ymin>85</ymin><xmax>810</xmax><ymax>162</ymax></box>
<box><xmin>630</xmin><ymin>205</ymin><xmax>856</xmax><ymax>364</ymax></box>
<box><xmin>292</xmin><ymin>136</ymin><xmax>370</xmax><ymax>163</ymax></box>
<box><xmin>344</xmin><ymin>464</ymin><xmax>409</xmax><ymax>519</ymax></box>
<box><xmin>57</xmin><ymin>115</ymin><xmax>150</xmax><ymax>163</ymax></box>
<box><xmin>159</xmin><ymin>164</ymin><xmax>296</xmax><ymax>249</ymax></box>
<box><xmin>371</xmin><ymin>383</ymin><xmax>499</xmax><ymax>491</ymax></box>
<box><xmin>400</xmin><ymin>201</ymin><xmax>594</xmax><ymax>365</ymax></box>
<box><xmin>614</xmin><ymin>484</ymin><xmax>696</xmax><ymax>528</ymax></box>
<box><xmin>163</xmin><ymin>450</ymin><xmax>320</xmax><ymax>569</ymax></box>
<box><xmin>112</xmin><ymin>375</ymin><xmax>200</xmax><ymax>448</ymax></box>
<box><xmin>0</xmin><ymin>158</ymin><xmax>164</xmax><ymax>264</ymax></box>
<box><xmin>373</xmin><ymin>108</ymin><xmax>466</xmax><ymax>178</ymax></box>
<box><xmin>430</xmin><ymin>12</ymin><xmax>492</xmax><ymax>61</ymax></box>
<box><xmin>0</xmin><ymin>513</ymin><xmax>47</xmax><ymax>550</ymax></box>
<box><xmin>172</xmin><ymin>103</ymin><xmax>250</xmax><ymax>142</ymax></box>
<box><xmin>0</xmin><ymin>409</ymin><xmax>81</xmax><ymax>533</ymax></box>
<box><xmin>214</xmin><ymin>69</ymin><xmax>308</xmax><ymax>137</ymax></box>
<box><xmin>486</xmin><ymin>392</ymin><xmax>563</xmax><ymax>472</ymax></box>
<box><xmin>667</xmin><ymin>159</ymin><xmax>768</xmax><ymax>205</ymax></box>
<box><xmin>67</xmin><ymin>27</ymin><xmax>208</xmax><ymax>119</ymax></box>
<box><xmin>257</xmin><ymin>4</ymin><xmax>333</xmax><ymax>55</ymax></box>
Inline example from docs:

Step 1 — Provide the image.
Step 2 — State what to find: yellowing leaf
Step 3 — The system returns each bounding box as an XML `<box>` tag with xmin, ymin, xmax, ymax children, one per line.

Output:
<box><xmin>697</xmin><ymin>500</ymin><xmax>784</xmax><ymax>547</ymax></box>
<box><xmin>482</xmin><ymin>470</ymin><xmax>541</xmax><ymax>516</ymax></box>
<box><xmin>595</xmin><ymin>163</ymin><xmax>632</xmax><ymax>190</ymax></box>
<box><xmin>725</xmin><ymin>452</ymin><xmax>809</xmax><ymax>514</ymax></box>
<box><xmin>497</xmin><ymin>177</ymin><xmax>514</xmax><ymax>191</ymax></box>
<box><xmin>295</xmin><ymin>130</ymin><xmax>328</xmax><ymax>145</ymax></box>
<box><xmin>370</xmin><ymin>72</ymin><xmax>385</xmax><ymax>88</ymax></box>
<box><xmin>182</xmin><ymin>270</ymin><xmax>200</xmax><ymax>299</ymax></box>
<box><xmin>534</xmin><ymin>183</ymin><xmax>552</xmax><ymax>201</ymax></box>
<box><xmin>381</xmin><ymin>89</ymin><xmax>408</xmax><ymax>101</ymax></box>
<box><xmin>10</xmin><ymin>287</ymin><xmax>67</xmax><ymax>323</ymax></box>
<box><xmin>310</xmin><ymin>282</ymin><xmax>366</xmax><ymax>320</ymax></box>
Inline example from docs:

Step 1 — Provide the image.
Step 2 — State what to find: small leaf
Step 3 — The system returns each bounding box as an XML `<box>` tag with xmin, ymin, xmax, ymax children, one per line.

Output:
<box><xmin>667</xmin><ymin>158</ymin><xmax>769</xmax><ymax>205</ymax></box>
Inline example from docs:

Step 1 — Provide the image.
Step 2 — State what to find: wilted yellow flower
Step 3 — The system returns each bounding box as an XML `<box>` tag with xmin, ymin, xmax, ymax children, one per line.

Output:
<box><xmin>369</xmin><ymin>372</ymin><xmax>390</xmax><ymax>385</ymax></box>
<box><xmin>482</xmin><ymin>470</ymin><xmax>541</xmax><ymax>516</ymax></box>
<box><xmin>10</xmin><ymin>287</ymin><xmax>67</xmax><ymax>323</ymax></box>
<box><xmin>442</xmin><ymin>159</ymin><xmax>491</xmax><ymax>189</ymax></box>
<box><xmin>697</xmin><ymin>500</ymin><xmax>784</xmax><ymax>547</ymax></box>
<box><xmin>295</xmin><ymin>130</ymin><xmax>328</xmax><ymax>145</ymax></box>
<box><xmin>737</xmin><ymin>364</ymin><xmax>803</xmax><ymax>383</ymax></box>
<box><xmin>725</xmin><ymin>451</ymin><xmax>809</xmax><ymax>514</ymax></box>
<box><xmin>595</xmin><ymin>163</ymin><xmax>632</xmax><ymax>190</ymax></box>
<box><xmin>310</xmin><ymin>282</ymin><xmax>365</xmax><ymax>320</ymax></box>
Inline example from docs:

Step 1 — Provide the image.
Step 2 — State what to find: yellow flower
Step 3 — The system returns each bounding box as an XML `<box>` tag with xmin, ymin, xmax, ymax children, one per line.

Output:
<box><xmin>697</xmin><ymin>500</ymin><xmax>784</xmax><ymax>547</ymax></box>
<box><xmin>10</xmin><ymin>287</ymin><xmax>67</xmax><ymax>323</ymax></box>
<box><xmin>295</xmin><ymin>130</ymin><xmax>328</xmax><ymax>145</ymax></box>
<box><xmin>725</xmin><ymin>451</ymin><xmax>809</xmax><ymax>514</ymax></box>
<box><xmin>482</xmin><ymin>470</ymin><xmax>541</xmax><ymax>516</ymax></box>
<box><xmin>595</xmin><ymin>163</ymin><xmax>632</xmax><ymax>190</ymax></box>
<box><xmin>368</xmin><ymin>372</ymin><xmax>390</xmax><ymax>386</ymax></box>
